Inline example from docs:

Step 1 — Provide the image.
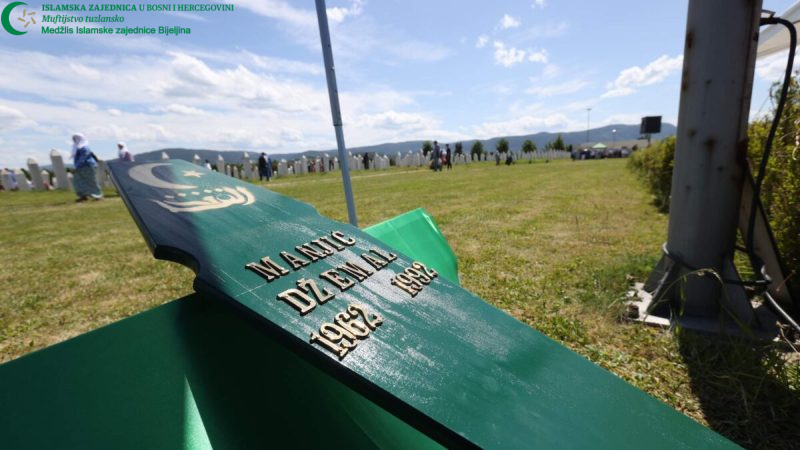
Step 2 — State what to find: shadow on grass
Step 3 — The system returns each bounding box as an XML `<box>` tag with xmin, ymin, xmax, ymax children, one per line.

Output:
<box><xmin>678</xmin><ymin>331</ymin><xmax>800</xmax><ymax>449</ymax></box>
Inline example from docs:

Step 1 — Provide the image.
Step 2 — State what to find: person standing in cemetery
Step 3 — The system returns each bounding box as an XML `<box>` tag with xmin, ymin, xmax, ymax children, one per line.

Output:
<box><xmin>117</xmin><ymin>142</ymin><xmax>134</xmax><ymax>162</ymax></box>
<box><xmin>363</xmin><ymin>152</ymin><xmax>369</xmax><ymax>170</ymax></box>
<box><xmin>258</xmin><ymin>153</ymin><xmax>272</xmax><ymax>181</ymax></box>
<box><xmin>445</xmin><ymin>144</ymin><xmax>452</xmax><ymax>170</ymax></box>
<box><xmin>432</xmin><ymin>141</ymin><xmax>442</xmax><ymax>172</ymax></box>
<box><xmin>204</xmin><ymin>159</ymin><xmax>213</xmax><ymax>171</ymax></box>
<box><xmin>71</xmin><ymin>133</ymin><xmax>103</xmax><ymax>202</ymax></box>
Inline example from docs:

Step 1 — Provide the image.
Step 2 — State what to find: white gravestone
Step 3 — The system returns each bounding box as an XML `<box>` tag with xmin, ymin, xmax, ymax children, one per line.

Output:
<box><xmin>278</xmin><ymin>160</ymin><xmax>288</xmax><ymax>177</ymax></box>
<box><xmin>96</xmin><ymin>160</ymin><xmax>111</xmax><ymax>188</ymax></box>
<box><xmin>14</xmin><ymin>169</ymin><xmax>29</xmax><ymax>191</ymax></box>
<box><xmin>1</xmin><ymin>170</ymin><xmax>13</xmax><ymax>191</ymax></box>
<box><xmin>50</xmin><ymin>149</ymin><xmax>68</xmax><ymax>190</ymax></box>
<box><xmin>242</xmin><ymin>153</ymin><xmax>252</xmax><ymax>180</ymax></box>
<box><xmin>27</xmin><ymin>158</ymin><xmax>44</xmax><ymax>190</ymax></box>
<box><xmin>216</xmin><ymin>155</ymin><xmax>225</xmax><ymax>173</ymax></box>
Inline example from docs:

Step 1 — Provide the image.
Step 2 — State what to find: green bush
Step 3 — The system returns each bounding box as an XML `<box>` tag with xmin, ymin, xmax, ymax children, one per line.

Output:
<box><xmin>627</xmin><ymin>136</ymin><xmax>676</xmax><ymax>212</ymax></box>
<box><xmin>629</xmin><ymin>76</ymin><xmax>799</xmax><ymax>295</ymax></box>
<box><xmin>748</xmin><ymin>78</ymin><xmax>800</xmax><ymax>294</ymax></box>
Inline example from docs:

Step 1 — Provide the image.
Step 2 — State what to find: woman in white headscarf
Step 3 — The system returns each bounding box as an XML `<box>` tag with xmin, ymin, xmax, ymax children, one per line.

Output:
<box><xmin>71</xmin><ymin>133</ymin><xmax>103</xmax><ymax>202</ymax></box>
<box><xmin>117</xmin><ymin>142</ymin><xmax>134</xmax><ymax>162</ymax></box>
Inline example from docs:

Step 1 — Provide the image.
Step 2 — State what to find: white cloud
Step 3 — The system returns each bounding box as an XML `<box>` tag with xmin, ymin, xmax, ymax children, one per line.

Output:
<box><xmin>491</xmin><ymin>41</ymin><xmax>547</xmax><ymax>67</ymax></box>
<box><xmin>74</xmin><ymin>102</ymin><xmax>98</xmax><ymax>112</ymax></box>
<box><xmin>755</xmin><ymin>50</ymin><xmax>800</xmax><ymax>81</ymax></box>
<box><xmin>327</xmin><ymin>0</ymin><xmax>364</xmax><ymax>23</ymax></box>
<box><xmin>476</xmin><ymin>34</ymin><xmax>489</xmax><ymax>48</ymax></box>
<box><xmin>357</xmin><ymin>110</ymin><xmax>430</xmax><ymax>130</ymax></box>
<box><xmin>0</xmin><ymin>105</ymin><xmax>36</xmax><ymax>132</ymax></box>
<box><xmin>532</xmin><ymin>0</ymin><xmax>546</xmax><ymax>8</ymax></box>
<box><xmin>526</xmin><ymin>79</ymin><xmax>590</xmax><ymax>97</ymax></box>
<box><xmin>493</xmin><ymin>41</ymin><xmax>526</xmax><ymax>68</ymax></box>
<box><xmin>602</xmin><ymin>54</ymin><xmax>683</xmax><ymax>98</ymax></box>
<box><xmin>0</xmin><ymin>47</ymin><xmax>455</xmax><ymax>167</ymax></box>
<box><xmin>473</xmin><ymin>113</ymin><xmax>574</xmax><ymax>138</ymax></box>
<box><xmin>527</xmin><ymin>49</ymin><xmax>548</xmax><ymax>63</ymax></box>
<box><xmin>499</xmin><ymin>14</ymin><xmax>521</xmax><ymax>30</ymax></box>
<box><xmin>150</xmin><ymin>104</ymin><xmax>205</xmax><ymax>116</ymax></box>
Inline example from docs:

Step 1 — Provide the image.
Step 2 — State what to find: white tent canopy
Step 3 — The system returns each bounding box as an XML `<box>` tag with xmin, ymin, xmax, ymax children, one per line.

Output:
<box><xmin>758</xmin><ymin>2</ymin><xmax>800</xmax><ymax>58</ymax></box>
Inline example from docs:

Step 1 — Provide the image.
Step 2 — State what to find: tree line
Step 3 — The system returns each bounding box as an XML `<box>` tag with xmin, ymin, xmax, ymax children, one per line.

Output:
<box><xmin>421</xmin><ymin>135</ymin><xmax>571</xmax><ymax>158</ymax></box>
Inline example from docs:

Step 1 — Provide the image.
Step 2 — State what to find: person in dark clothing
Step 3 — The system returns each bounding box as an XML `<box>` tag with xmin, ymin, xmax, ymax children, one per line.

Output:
<box><xmin>445</xmin><ymin>144</ymin><xmax>452</xmax><ymax>170</ymax></box>
<box><xmin>432</xmin><ymin>141</ymin><xmax>442</xmax><ymax>172</ymax></box>
<box><xmin>258</xmin><ymin>152</ymin><xmax>272</xmax><ymax>181</ymax></box>
<box><xmin>363</xmin><ymin>152</ymin><xmax>369</xmax><ymax>170</ymax></box>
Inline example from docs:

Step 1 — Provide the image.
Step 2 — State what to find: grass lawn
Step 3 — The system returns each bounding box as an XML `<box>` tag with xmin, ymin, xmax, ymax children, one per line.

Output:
<box><xmin>1</xmin><ymin>159</ymin><xmax>797</xmax><ymax>448</ymax></box>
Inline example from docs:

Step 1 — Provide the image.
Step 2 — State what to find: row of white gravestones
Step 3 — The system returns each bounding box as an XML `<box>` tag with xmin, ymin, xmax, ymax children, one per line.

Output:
<box><xmin>374</xmin><ymin>154</ymin><xmax>390</xmax><ymax>169</ymax></box>
<box><xmin>5</xmin><ymin>148</ymin><xmax>120</xmax><ymax>193</ymax></box>
<box><xmin>396</xmin><ymin>150</ymin><xmax>425</xmax><ymax>168</ymax></box>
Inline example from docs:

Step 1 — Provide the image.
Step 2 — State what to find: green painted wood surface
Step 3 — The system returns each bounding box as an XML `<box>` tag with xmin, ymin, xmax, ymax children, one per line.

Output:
<box><xmin>0</xmin><ymin>295</ymin><xmax>441</xmax><ymax>450</ymax></box>
<box><xmin>104</xmin><ymin>160</ymin><xmax>738</xmax><ymax>449</ymax></box>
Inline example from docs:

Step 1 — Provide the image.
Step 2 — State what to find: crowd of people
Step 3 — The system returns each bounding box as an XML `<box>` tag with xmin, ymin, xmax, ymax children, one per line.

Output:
<box><xmin>428</xmin><ymin>141</ymin><xmax>452</xmax><ymax>171</ymax></box>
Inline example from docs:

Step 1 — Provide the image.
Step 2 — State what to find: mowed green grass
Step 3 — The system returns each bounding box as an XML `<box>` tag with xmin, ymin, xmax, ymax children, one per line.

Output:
<box><xmin>1</xmin><ymin>159</ymin><xmax>797</xmax><ymax>449</ymax></box>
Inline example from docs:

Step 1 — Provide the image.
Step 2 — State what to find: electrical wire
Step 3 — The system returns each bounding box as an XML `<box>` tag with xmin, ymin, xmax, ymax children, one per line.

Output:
<box><xmin>746</xmin><ymin>16</ymin><xmax>800</xmax><ymax>334</ymax></box>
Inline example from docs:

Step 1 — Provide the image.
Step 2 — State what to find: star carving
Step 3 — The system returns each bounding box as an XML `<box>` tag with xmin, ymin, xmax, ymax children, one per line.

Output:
<box><xmin>17</xmin><ymin>9</ymin><xmax>36</xmax><ymax>28</ymax></box>
<box><xmin>183</xmin><ymin>170</ymin><xmax>203</xmax><ymax>178</ymax></box>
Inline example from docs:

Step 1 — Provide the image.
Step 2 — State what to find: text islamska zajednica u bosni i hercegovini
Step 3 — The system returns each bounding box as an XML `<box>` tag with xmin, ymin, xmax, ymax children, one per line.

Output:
<box><xmin>39</xmin><ymin>3</ymin><xmax>233</xmax><ymax>28</ymax></box>
<box><xmin>41</xmin><ymin>4</ymin><xmax>234</xmax><ymax>12</ymax></box>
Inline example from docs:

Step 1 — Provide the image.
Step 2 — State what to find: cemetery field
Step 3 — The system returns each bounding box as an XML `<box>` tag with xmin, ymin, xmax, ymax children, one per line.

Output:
<box><xmin>1</xmin><ymin>159</ymin><xmax>798</xmax><ymax>448</ymax></box>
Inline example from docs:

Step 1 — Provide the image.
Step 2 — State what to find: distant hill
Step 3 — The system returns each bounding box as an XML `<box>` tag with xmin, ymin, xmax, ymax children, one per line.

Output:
<box><xmin>136</xmin><ymin>123</ymin><xmax>676</xmax><ymax>163</ymax></box>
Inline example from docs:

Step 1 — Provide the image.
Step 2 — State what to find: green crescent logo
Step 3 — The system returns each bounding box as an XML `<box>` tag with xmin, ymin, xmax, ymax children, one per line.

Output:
<box><xmin>2</xmin><ymin>2</ymin><xmax>27</xmax><ymax>36</ymax></box>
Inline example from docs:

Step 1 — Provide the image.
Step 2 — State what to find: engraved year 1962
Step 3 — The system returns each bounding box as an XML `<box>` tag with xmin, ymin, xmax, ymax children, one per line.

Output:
<box><xmin>310</xmin><ymin>304</ymin><xmax>384</xmax><ymax>359</ymax></box>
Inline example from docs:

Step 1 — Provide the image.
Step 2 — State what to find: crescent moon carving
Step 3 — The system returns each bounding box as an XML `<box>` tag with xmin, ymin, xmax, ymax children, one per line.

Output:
<box><xmin>1</xmin><ymin>2</ymin><xmax>27</xmax><ymax>36</ymax></box>
<box><xmin>128</xmin><ymin>163</ymin><xmax>197</xmax><ymax>190</ymax></box>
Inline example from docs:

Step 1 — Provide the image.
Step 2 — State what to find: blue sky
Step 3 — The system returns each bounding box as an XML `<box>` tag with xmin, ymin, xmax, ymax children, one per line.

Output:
<box><xmin>0</xmin><ymin>0</ymin><xmax>797</xmax><ymax>167</ymax></box>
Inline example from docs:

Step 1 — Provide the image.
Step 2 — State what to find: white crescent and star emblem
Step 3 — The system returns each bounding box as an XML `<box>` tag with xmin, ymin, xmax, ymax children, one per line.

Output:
<box><xmin>127</xmin><ymin>162</ymin><xmax>255</xmax><ymax>213</ymax></box>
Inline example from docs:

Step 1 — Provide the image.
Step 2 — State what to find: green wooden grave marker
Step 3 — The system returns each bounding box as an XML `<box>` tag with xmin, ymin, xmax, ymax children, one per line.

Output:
<box><xmin>101</xmin><ymin>160</ymin><xmax>736</xmax><ymax>449</ymax></box>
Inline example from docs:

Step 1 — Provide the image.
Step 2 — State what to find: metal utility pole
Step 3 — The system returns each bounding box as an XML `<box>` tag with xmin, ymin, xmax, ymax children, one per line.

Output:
<box><xmin>586</xmin><ymin>108</ymin><xmax>591</xmax><ymax>143</ymax></box>
<box><xmin>645</xmin><ymin>0</ymin><xmax>762</xmax><ymax>328</ymax></box>
<box><xmin>315</xmin><ymin>0</ymin><xmax>358</xmax><ymax>227</ymax></box>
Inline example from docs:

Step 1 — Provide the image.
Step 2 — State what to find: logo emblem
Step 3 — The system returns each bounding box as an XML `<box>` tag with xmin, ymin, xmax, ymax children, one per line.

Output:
<box><xmin>128</xmin><ymin>163</ymin><xmax>255</xmax><ymax>213</ymax></box>
<box><xmin>2</xmin><ymin>2</ymin><xmax>30</xmax><ymax>36</ymax></box>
